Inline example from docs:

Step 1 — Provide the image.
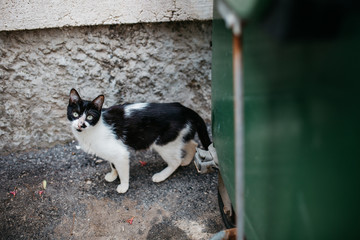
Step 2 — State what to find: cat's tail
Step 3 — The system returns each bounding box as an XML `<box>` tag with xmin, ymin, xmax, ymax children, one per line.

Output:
<box><xmin>188</xmin><ymin>109</ymin><xmax>211</xmax><ymax>150</ymax></box>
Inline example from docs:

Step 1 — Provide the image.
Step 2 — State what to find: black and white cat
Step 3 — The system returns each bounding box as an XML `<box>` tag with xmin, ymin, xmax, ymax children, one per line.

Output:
<box><xmin>67</xmin><ymin>89</ymin><xmax>211</xmax><ymax>193</ymax></box>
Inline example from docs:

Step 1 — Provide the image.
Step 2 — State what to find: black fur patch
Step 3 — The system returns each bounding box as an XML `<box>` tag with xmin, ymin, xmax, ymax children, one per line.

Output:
<box><xmin>102</xmin><ymin>102</ymin><xmax>211</xmax><ymax>150</ymax></box>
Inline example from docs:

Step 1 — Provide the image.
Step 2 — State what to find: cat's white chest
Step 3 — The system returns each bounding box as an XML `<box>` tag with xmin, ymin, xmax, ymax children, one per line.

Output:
<box><xmin>72</xmin><ymin>119</ymin><xmax>127</xmax><ymax>161</ymax></box>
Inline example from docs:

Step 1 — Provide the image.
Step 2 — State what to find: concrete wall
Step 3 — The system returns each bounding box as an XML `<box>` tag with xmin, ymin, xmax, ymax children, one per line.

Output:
<box><xmin>0</xmin><ymin>21</ymin><xmax>212</xmax><ymax>153</ymax></box>
<box><xmin>1</xmin><ymin>0</ymin><xmax>212</xmax><ymax>31</ymax></box>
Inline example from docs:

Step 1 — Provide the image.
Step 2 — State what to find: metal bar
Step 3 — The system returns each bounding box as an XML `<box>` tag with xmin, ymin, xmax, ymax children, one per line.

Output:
<box><xmin>233</xmin><ymin>31</ymin><xmax>244</xmax><ymax>240</ymax></box>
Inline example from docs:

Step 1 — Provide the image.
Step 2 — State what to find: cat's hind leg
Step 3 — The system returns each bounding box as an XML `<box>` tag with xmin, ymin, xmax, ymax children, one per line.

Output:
<box><xmin>152</xmin><ymin>143</ymin><xmax>183</xmax><ymax>183</ymax></box>
<box><xmin>181</xmin><ymin>140</ymin><xmax>198</xmax><ymax>166</ymax></box>
<box><xmin>105</xmin><ymin>163</ymin><xmax>118</xmax><ymax>182</ymax></box>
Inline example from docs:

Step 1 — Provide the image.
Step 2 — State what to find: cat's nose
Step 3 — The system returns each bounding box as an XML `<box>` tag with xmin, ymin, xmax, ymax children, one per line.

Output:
<box><xmin>77</xmin><ymin>120</ymin><xmax>85</xmax><ymax>129</ymax></box>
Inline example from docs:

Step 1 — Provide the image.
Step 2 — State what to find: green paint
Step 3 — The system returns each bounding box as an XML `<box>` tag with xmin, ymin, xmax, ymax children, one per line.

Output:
<box><xmin>212</xmin><ymin>1</ymin><xmax>360</xmax><ymax>239</ymax></box>
<box><xmin>211</xmin><ymin>17</ymin><xmax>236</xmax><ymax>206</ymax></box>
<box><xmin>243</xmin><ymin>22</ymin><xmax>360</xmax><ymax>239</ymax></box>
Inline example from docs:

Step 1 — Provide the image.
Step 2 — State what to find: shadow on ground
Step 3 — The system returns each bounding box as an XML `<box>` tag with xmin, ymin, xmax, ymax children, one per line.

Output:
<box><xmin>0</xmin><ymin>142</ymin><xmax>224</xmax><ymax>239</ymax></box>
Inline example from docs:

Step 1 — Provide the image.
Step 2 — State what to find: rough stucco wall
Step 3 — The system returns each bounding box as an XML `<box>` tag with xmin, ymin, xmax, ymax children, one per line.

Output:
<box><xmin>0</xmin><ymin>21</ymin><xmax>212</xmax><ymax>153</ymax></box>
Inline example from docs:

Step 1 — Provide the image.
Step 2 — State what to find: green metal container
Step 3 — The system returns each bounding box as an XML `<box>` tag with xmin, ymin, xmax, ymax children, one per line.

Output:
<box><xmin>212</xmin><ymin>0</ymin><xmax>360</xmax><ymax>239</ymax></box>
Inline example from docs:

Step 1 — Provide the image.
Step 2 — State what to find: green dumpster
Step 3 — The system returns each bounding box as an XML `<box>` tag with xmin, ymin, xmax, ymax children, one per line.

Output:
<box><xmin>212</xmin><ymin>0</ymin><xmax>360</xmax><ymax>239</ymax></box>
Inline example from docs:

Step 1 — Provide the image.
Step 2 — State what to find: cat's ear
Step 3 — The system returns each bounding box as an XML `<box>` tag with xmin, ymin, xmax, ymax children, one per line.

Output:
<box><xmin>69</xmin><ymin>89</ymin><xmax>82</xmax><ymax>104</ymax></box>
<box><xmin>92</xmin><ymin>95</ymin><xmax>104</xmax><ymax>111</ymax></box>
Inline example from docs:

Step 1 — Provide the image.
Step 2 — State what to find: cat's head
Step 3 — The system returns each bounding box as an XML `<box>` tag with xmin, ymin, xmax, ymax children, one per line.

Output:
<box><xmin>67</xmin><ymin>89</ymin><xmax>104</xmax><ymax>132</ymax></box>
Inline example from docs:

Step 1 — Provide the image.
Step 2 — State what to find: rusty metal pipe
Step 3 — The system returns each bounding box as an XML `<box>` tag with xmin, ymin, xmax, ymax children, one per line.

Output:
<box><xmin>233</xmin><ymin>31</ymin><xmax>244</xmax><ymax>240</ymax></box>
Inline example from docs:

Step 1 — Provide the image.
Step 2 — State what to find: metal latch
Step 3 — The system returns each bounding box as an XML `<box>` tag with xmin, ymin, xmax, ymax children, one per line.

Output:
<box><xmin>194</xmin><ymin>143</ymin><xmax>219</xmax><ymax>174</ymax></box>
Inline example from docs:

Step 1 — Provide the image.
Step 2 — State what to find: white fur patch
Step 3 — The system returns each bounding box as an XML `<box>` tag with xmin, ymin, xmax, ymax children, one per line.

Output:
<box><xmin>71</xmin><ymin>117</ymin><xmax>131</xmax><ymax>193</ymax></box>
<box><xmin>71</xmin><ymin>117</ymin><xmax>128</xmax><ymax>160</ymax></box>
<box><xmin>150</xmin><ymin>124</ymin><xmax>191</xmax><ymax>182</ymax></box>
<box><xmin>124</xmin><ymin>103</ymin><xmax>149</xmax><ymax>117</ymax></box>
<box><xmin>151</xmin><ymin>124</ymin><xmax>190</xmax><ymax>160</ymax></box>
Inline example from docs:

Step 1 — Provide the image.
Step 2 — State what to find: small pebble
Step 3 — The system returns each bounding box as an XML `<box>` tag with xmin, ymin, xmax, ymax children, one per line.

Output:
<box><xmin>95</xmin><ymin>159</ymin><xmax>104</xmax><ymax>164</ymax></box>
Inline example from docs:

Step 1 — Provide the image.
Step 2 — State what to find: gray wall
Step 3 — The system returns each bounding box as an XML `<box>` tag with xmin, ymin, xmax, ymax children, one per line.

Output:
<box><xmin>0</xmin><ymin>21</ymin><xmax>212</xmax><ymax>153</ymax></box>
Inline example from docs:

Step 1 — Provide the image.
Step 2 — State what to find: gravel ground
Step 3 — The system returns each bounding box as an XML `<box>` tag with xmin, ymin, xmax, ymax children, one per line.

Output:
<box><xmin>0</xmin><ymin>141</ymin><xmax>224</xmax><ymax>239</ymax></box>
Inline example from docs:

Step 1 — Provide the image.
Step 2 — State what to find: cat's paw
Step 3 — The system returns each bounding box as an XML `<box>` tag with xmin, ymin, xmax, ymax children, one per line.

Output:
<box><xmin>116</xmin><ymin>183</ymin><xmax>129</xmax><ymax>194</ymax></box>
<box><xmin>105</xmin><ymin>172</ymin><xmax>118</xmax><ymax>182</ymax></box>
<box><xmin>152</xmin><ymin>173</ymin><xmax>167</xmax><ymax>183</ymax></box>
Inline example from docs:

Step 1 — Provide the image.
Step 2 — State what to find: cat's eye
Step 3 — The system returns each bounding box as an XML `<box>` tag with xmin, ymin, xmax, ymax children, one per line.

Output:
<box><xmin>86</xmin><ymin>115</ymin><xmax>94</xmax><ymax>121</ymax></box>
<box><xmin>72</xmin><ymin>112</ymin><xmax>79</xmax><ymax>118</ymax></box>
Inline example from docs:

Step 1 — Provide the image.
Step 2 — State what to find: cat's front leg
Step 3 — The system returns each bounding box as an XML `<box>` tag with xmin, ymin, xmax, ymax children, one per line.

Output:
<box><xmin>105</xmin><ymin>163</ymin><xmax>118</xmax><ymax>182</ymax></box>
<box><xmin>112</xmin><ymin>157</ymin><xmax>130</xmax><ymax>194</ymax></box>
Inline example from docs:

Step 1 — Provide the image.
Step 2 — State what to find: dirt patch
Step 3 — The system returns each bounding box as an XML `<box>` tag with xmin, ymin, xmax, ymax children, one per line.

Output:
<box><xmin>54</xmin><ymin>197</ymin><xmax>171</xmax><ymax>239</ymax></box>
<box><xmin>0</xmin><ymin>142</ymin><xmax>224</xmax><ymax>239</ymax></box>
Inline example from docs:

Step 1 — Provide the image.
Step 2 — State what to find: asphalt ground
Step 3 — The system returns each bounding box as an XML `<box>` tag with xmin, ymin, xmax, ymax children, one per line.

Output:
<box><xmin>0</xmin><ymin>141</ymin><xmax>224</xmax><ymax>239</ymax></box>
